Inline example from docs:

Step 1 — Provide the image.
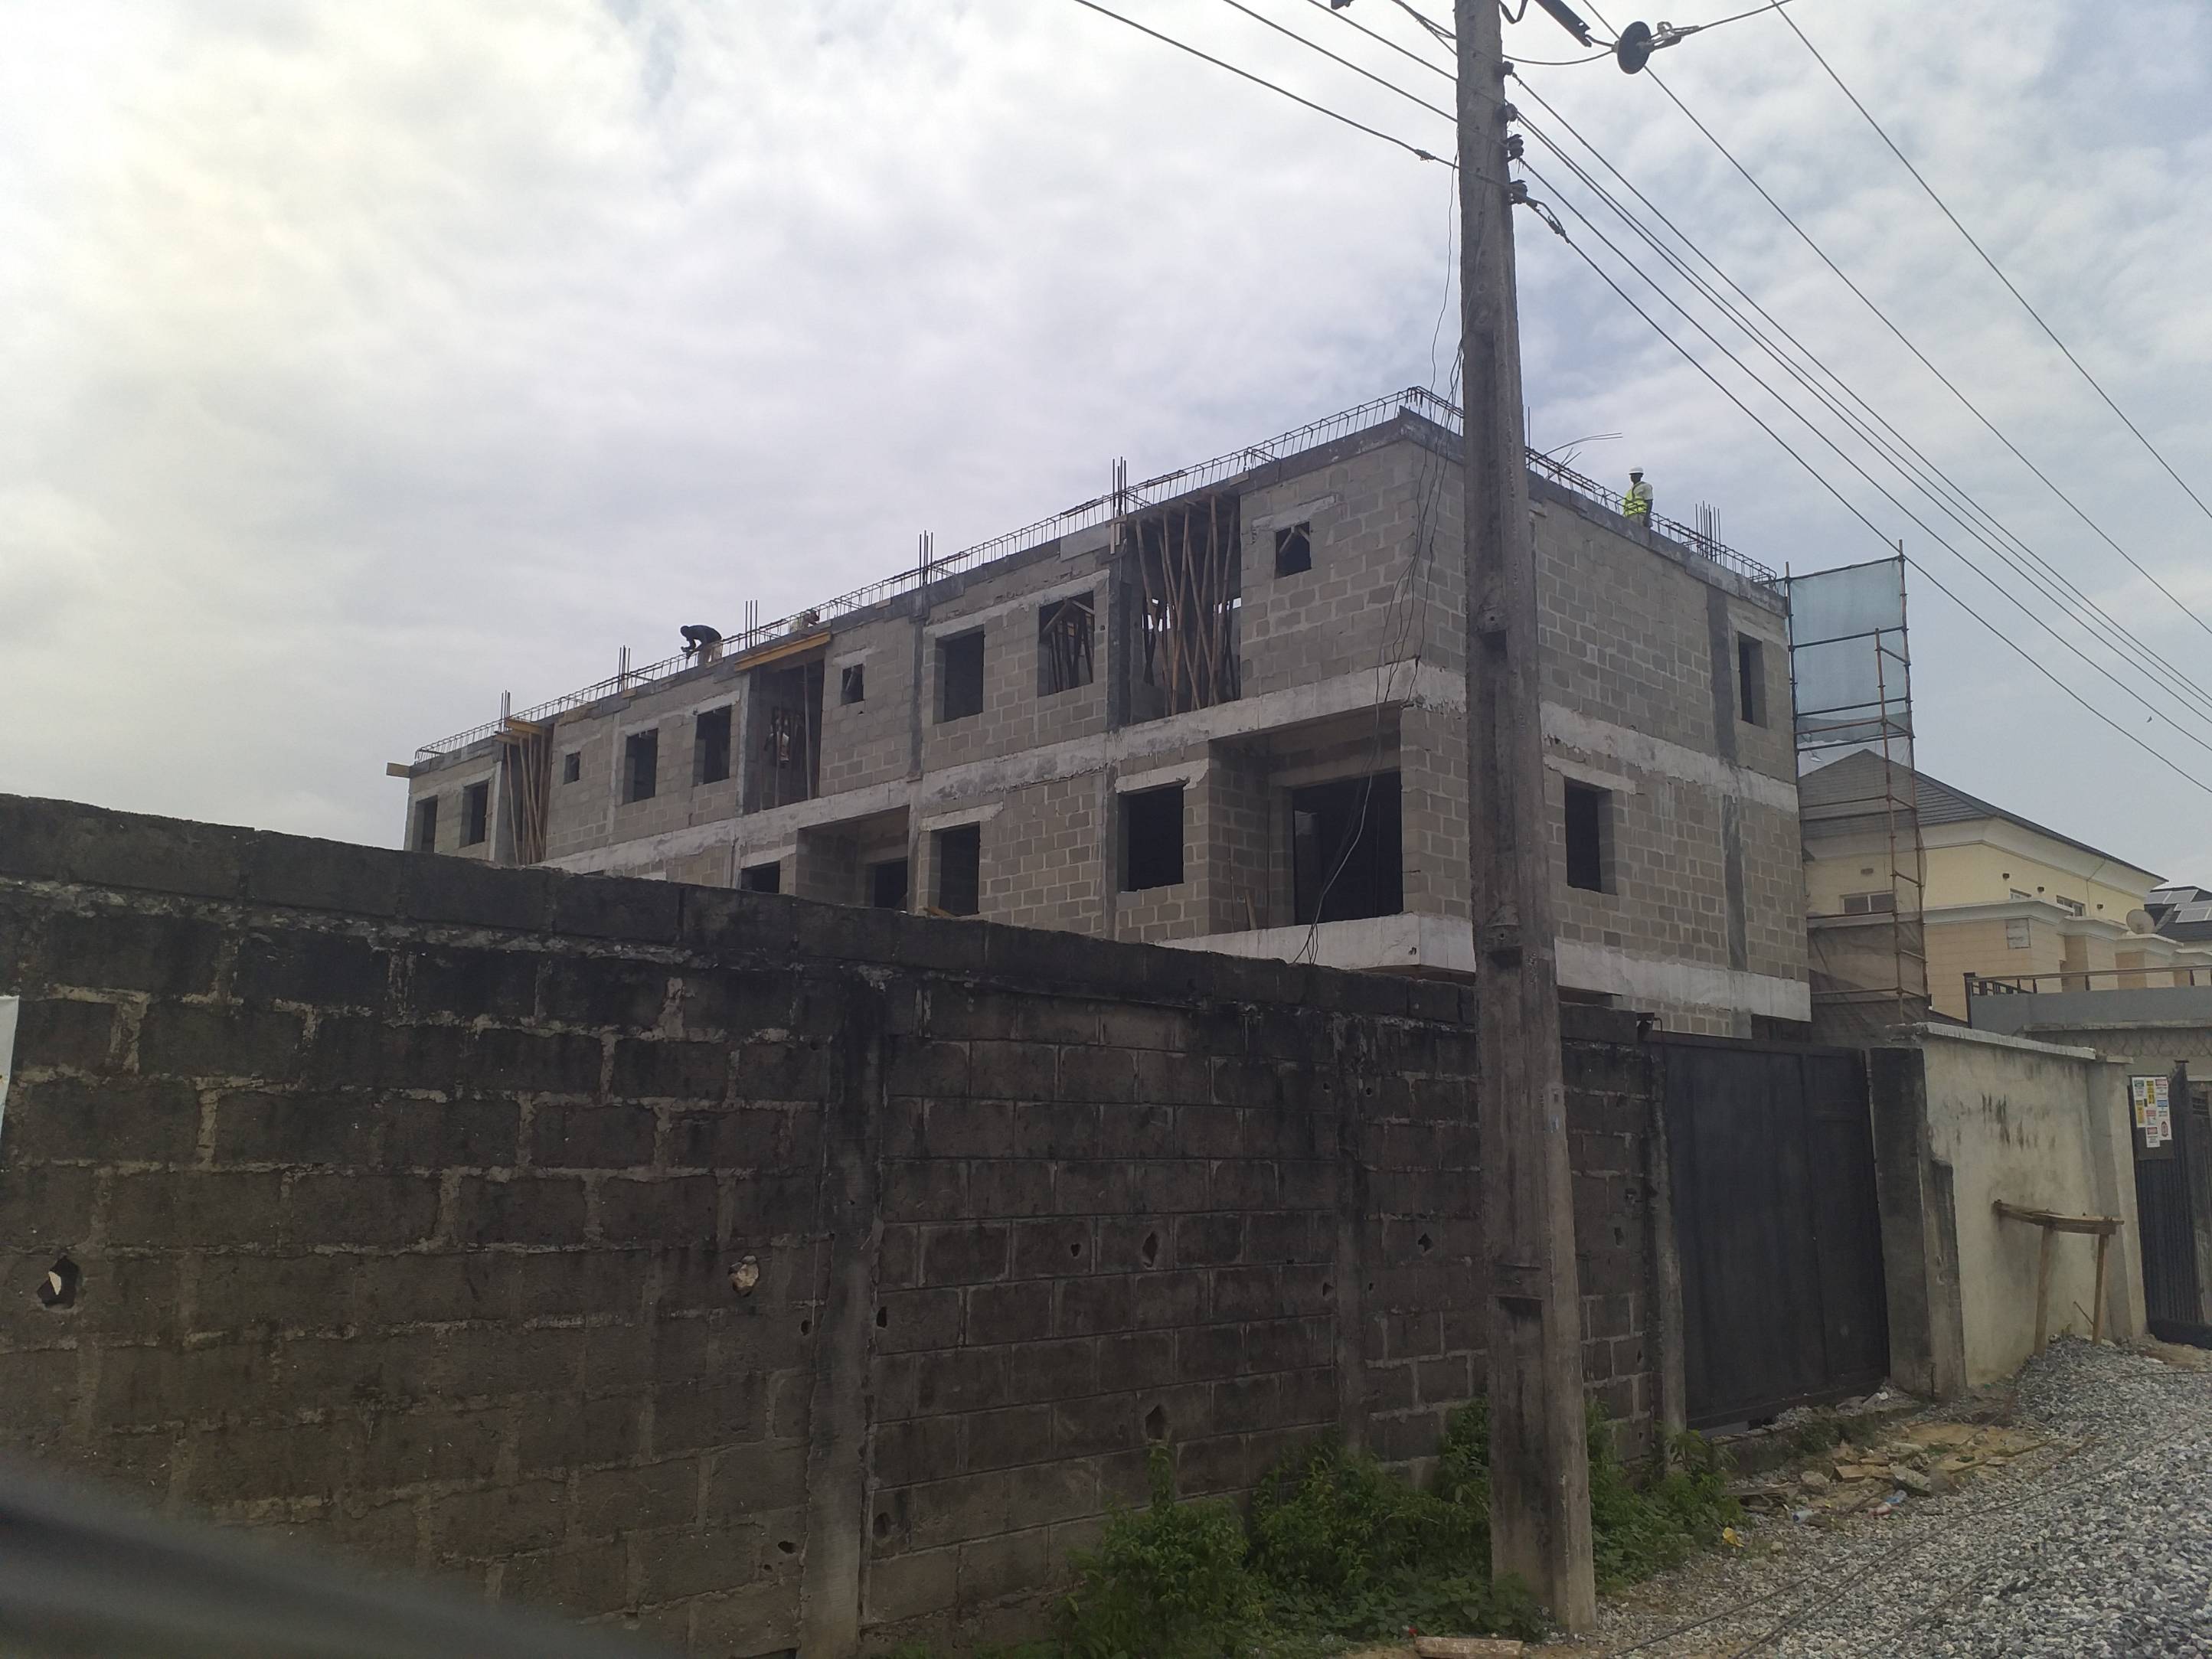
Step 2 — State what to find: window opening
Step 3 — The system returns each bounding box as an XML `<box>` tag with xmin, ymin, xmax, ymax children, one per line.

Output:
<box><xmin>840</xmin><ymin>664</ymin><xmax>866</xmax><ymax>705</ymax></box>
<box><xmin>1841</xmin><ymin>890</ymin><xmax>1897</xmax><ymax>916</ymax></box>
<box><xmin>1290</xmin><ymin>774</ymin><xmax>1403</xmax><ymax>925</ymax></box>
<box><xmin>1563</xmin><ymin>781</ymin><xmax>1611</xmax><ymax>893</ymax></box>
<box><xmin>937</xmin><ymin>630</ymin><xmax>985</xmax><ymax>723</ymax></box>
<box><xmin>1737</xmin><ymin>634</ymin><xmax>1767</xmax><ymax>727</ymax></box>
<box><xmin>933</xmin><ymin>824</ymin><xmax>981</xmax><ymax>916</ymax></box>
<box><xmin>623</xmin><ymin>730</ymin><xmax>658</xmax><ymax>803</ymax></box>
<box><xmin>868</xmin><ymin>857</ymin><xmax>910</xmax><ymax>910</ymax></box>
<box><xmin>413</xmin><ymin>795</ymin><xmax>439</xmax><ymax>852</ymax></box>
<box><xmin>562</xmin><ymin>751</ymin><xmax>581</xmax><ymax>785</ymax></box>
<box><xmin>1132</xmin><ymin>492</ymin><xmax>1241</xmax><ymax>716</ymax></box>
<box><xmin>694</xmin><ymin>706</ymin><xmax>733</xmax><ymax>785</ymax></box>
<box><xmin>461</xmin><ymin>782</ymin><xmax>489</xmax><ymax>847</ymax></box>
<box><xmin>750</xmin><ymin>661</ymin><xmax>824</xmax><ymax>810</ymax></box>
<box><xmin>2055</xmin><ymin>895</ymin><xmax>2085</xmax><ymax>917</ymax></box>
<box><xmin>1121</xmin><ymin>785</ymin><xmax>1185</xmax><ymax>892</ymax></box>
<box><xmin>1273</xmin><ymin>521</ymin><xmax>1312</xmax><ymax>576</ymax></box>
<box><xmin>1037</xmin><ymin>596</ymin><xmax>1096</xmax><ymax>696</ymax></box>
<box><xmin>740</xmin><ymin>861</ymin><xmax>782</xmax><ymax>895</ymax></box>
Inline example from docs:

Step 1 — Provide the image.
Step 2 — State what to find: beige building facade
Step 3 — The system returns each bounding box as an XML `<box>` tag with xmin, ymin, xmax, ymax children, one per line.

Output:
<box><xmin>1801</xmin><ymin>752</ymin><xmax>2212</xmax><ymax>1021</ymax></box>
<box><xmin>400</xmin><ymin>394</ymin><xmax>1809</xmax><ymax>1035</ymax></box>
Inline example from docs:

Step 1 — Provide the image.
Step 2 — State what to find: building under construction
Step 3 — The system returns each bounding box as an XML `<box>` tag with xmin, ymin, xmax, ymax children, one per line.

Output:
<box><xmin>398</xmin><ymin>390</ymin><xmax>1809</xmax><ymax>1036</ymax></box>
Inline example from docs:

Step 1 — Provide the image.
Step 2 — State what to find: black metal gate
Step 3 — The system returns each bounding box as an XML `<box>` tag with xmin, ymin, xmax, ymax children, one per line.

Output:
<box><xmin>1659</xmin><ymin>1038</ymin><xmax>1890</xmax><ymax>1429</ymax></box>
<box><xmin>2132</xmin><ymin>1063</ymin><xmax>2211</xmax><ymax>1346</ymax></box>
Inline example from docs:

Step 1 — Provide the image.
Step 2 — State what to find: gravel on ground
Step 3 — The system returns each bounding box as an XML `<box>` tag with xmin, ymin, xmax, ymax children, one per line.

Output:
<box><xmin>1513</xmin><ymin>1337</ymin><xmax>2212</xmax><ymax>1659</ymax></box>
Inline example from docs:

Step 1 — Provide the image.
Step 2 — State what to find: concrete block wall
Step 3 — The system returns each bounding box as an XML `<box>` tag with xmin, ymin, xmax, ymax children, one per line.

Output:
<box><xmin>1399</xmin><ymin>704</ymin><xmax>1469</xmax><ymax>926</ymax></box>
<box><xmin>920</xmin><ymin>561</ymin><xmax>1113</xmax><ymax>777</ymax></box>
<box><xmin>1236</xmin><ymin>437</ymin><xmax>1440</xmax><ymax>702</ymax></box>
<box><xmin>820</xmin><ymin>612</ymin><xmax>922</xmax><ymax>801</ymax></box>
<box><xmin>400</xmin><ymin>411</ymin><xmax>1808</xmax><ymax>1035</ymax></box>
<box><xmin>982</xmin><ymin>778</ymin><xmax>1107</xmax><ymax>935</ymax></box>
<box><xmin>1</xmin><ymin>794</ymin><xmax>1662</xmax><ymax>1654</ymax></box>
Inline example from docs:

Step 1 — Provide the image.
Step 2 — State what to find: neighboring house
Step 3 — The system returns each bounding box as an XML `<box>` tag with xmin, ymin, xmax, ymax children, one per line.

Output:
<box><xmin>1801</xmin><ymin>751</ymin><xmax>2212</xmax><ymax>1021</ymax></box>
<box><xmin>397</xmin><ymin>390</ymin><xmax>1809</xmax><ymax>1036</ymax></box>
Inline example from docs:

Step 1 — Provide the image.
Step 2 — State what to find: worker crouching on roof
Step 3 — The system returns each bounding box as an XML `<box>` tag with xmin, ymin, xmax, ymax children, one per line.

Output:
<box><xmin>1624</xmin><ymin>468</ymin><xmax>1653</xmax><ymax>525</ymax></box>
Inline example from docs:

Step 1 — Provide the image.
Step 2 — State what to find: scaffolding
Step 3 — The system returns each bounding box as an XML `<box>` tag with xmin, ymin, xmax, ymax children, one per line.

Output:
<box><xmin>1786</xmin><ymin>555</ymin><xmax>1929</xmax><ymax>1041</ymax></box>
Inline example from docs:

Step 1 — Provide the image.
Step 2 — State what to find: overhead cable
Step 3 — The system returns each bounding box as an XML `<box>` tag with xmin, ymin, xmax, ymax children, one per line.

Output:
<box><xmin>1520</xmin><ymin>151</ymin><xmax>2212</xmax><ymax>764</ymax></box>
<box><xmin>1577</xmin><ymin>0</ymin><xmax>2212</xmax><ymax>645</ymax></box>
<box><xmin>1779</xmin><ymin>8</ymin><xmax>2212</xmax><ymax>548</ymax></box>
<box><xmin>1211</xmin><ymin>0</ymin><xmax>1455</xmax><ymax>122</ymax></box>
<box><xmin>1301</xmin><ymin>0</ymin><xmax>1455</xmax><ymax>83</ymax></box>
<box><xmin>1514</xmin><ymin>158</ymin><xmax>2212</xmax><ymax>798</ymax></box>
<box><xmin>1066</xmin><ymin>0</ymin><xmax>1453</xmax><ymax>165</ymax></box>
<box><xmin>1511</xmin><ymin>95</ymin><xmax>2212</xmax><ymax>732</ymax></box>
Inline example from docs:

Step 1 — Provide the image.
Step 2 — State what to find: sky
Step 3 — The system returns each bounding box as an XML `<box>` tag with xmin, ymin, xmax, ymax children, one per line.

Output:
<box><xmin>5</xmin><ymin>0</ymin><xmax>2210</xmax><ymax>878</ymax></box>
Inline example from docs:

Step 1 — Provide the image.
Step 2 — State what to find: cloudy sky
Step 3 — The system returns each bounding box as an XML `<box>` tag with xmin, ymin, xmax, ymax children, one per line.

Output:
<box><xmin>5</xmin><ymin>0</ymin><xmax>2210</xmax><ymax>878</ymax></box>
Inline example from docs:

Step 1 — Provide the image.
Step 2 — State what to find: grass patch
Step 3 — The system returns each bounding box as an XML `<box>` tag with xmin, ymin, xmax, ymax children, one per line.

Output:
<box><xmin>901</xmin><ymin>1403</ymin><xmax>1736</xmax><ymax>1659</ymax></box>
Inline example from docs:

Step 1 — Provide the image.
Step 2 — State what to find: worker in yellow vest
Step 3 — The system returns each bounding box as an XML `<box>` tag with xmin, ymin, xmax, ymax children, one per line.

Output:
<box><xmin>1624</xmin><ymin>468</ymin><xmax>1653</xmax><ymax>524</ymax></box>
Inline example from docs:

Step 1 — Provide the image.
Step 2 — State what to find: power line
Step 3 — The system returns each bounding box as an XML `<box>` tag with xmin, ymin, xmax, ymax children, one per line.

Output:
<box><xmin>1514</xmin><ymin>159</ymin><xmax>2212</xmax><ymax>800</ymax></box>
<box><xmin>1299</xmin><ymin>0</ymin><xmax>1454</xmax><ymax>83</ymax></box>
<box><xmin>1511</xmin><ymin>92</ymin><xmax>2212</xmax><ymax>734</ymax></box>
<box><xmin>1210</xmin><ymin>0</ymin><xmax>1455</xmax><ymax>122</ymax></box>
<box><xmin>1779</xmin><ymin>8</ymin><xmax>2212</xmax><ymax>546</ymax></box>
<box><xmin>1696</xmin><ymin>0</ymin><xmax>1804</xmax><ymax>31</ymax></box>
<box><xmin>1508</xmin><ymin>77</ymin><xmax>2212</xmax><ymax>708</ymax></box>
<box><xmin>1576</xmin><ymin>0</ymin><xmax>2212</xmax><ymax>646</ymax></box>
<box><xmin>1503</xmin><ymin>45</ymin><xmax>1615</xmax><ymax>65</ymax></box>
<box><xmin>1387</xmin><ymin>0</ymin><xmax>1454</xmax><ymax>45</ymax></box>
<box><xmin>1521</xmin><ymin>153</ymin><xmax>2212</xmax><ymax>769</ymax></box>
<box><xmin>1065</xmin><ymin>0</ymin><xmax>1452</xmax><ymax>165</ymax></box>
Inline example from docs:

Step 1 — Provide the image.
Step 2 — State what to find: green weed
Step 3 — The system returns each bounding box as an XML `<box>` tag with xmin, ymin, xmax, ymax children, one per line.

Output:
<box><xmin>1058</xmin><ymin>1445</ymin><xmax>1259</xmax><ymax>1659</ymax></box>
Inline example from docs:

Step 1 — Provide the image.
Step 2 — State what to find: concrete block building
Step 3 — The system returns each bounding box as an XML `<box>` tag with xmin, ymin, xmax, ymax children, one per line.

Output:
<box><xmin>400</xmin><ymin>391</ymin><xmax>1808</xmax><ymax>1034</ymax></box>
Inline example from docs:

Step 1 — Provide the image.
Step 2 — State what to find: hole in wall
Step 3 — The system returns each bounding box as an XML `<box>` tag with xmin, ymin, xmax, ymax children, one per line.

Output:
<box><xmin>1141</xmin><ymin>1232</ymin><xmax>1160</xmax><ymax>1268</ymax></box>
<box><xmin>777</xmin><ymin>1540</ymin><xmax>797</xmax><ymax>1556</ymax></box>
<box><xmin>1143</xmin><ymin>1405</ymin><xmax>1167</xmax><ymax>1442</ymax></box>
<box><xmin>873</xmin><ymin>1513</ymin><xmax>891</xmax><ymax>1541</ymax></box>
<box><xmin>799</xmin><ymin>1319</ymin><xmax>812</xmax><ymax>1336</ymax></box>
<box><xmin>1069</xmin><ymin>1241</ymin><xmax>1083</xmax><ymax>1259</ymax></box>
<box><xmin>1320</xmin><ymin>1281</ymin><xmax>1334</xmax><ymax>1301</ymax></box>
<box><xmin>38</xmin><ymin>1256</ymin><xmax>80</xmax><ymax>1310</ymax></box>
<box><xmin>1416</xmin><ymin>1233</ymin><xmax>1433</xmax><ymax>1255</ymax></box>
<box><xmin>875</xmin><ymin>1307</ymin><xmax>889</xmax><ymax>1329</ymax></box>
<box><xmin>730</xmin><ymin>1256</ymin><xmax>761</xmax><ymax>1298</ymax></box>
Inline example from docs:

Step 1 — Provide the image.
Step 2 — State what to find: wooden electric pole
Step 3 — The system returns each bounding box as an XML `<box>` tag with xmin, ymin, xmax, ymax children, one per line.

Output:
<box><xmin>1454</xmin><ymin>0</ymin><xmax>1598</xmax><ymax>1629</ymax></box>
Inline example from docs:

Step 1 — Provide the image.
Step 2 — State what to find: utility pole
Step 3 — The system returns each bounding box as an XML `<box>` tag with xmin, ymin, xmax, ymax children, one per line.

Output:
<box><xmin>1454</xmin><ymin>0</ymin><xmax>1597</xmax><ymax>1629</ymax></box>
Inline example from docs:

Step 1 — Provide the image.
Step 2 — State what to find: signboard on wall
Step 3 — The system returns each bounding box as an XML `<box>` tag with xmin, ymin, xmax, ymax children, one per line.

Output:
<box><xmin>2133</xmin><ymin>1074</ymin><xmax>2172</xmax><ymax>1148</ymax></box>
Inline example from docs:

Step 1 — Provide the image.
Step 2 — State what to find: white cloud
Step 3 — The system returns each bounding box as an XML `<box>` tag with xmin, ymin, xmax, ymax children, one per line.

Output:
<box><xmin>2</xmin><ymin>0</ymin><xmax>2208</xmax><ymax>877</ymax></box>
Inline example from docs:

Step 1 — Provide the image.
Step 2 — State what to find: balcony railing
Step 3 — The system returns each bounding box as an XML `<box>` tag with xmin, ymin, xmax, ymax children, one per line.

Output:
<box><xmin>1968</xmin><ymin>967</ymin><xmax>2212</xmax><ymax>998</ymax></box>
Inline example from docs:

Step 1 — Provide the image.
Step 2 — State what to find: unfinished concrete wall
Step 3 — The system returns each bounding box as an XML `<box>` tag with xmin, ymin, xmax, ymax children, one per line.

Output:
<box><xmin>0</xmin><ymin>793</ymin><xmax>1661</xmax><ymax>1656</ymax></box>
<box><xmin>400</xmin><ymin>412</ymin><xmax>1807</xmax><ymax>1035</ymax></box>
<box><xmin>1869</xmin><ymin>1027</ymin><xmax>2142</xmax><ymax>1396</ymax></box>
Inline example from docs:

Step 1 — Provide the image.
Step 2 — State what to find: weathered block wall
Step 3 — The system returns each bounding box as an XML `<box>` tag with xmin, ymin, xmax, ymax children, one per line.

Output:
<box><xmin>0</xmin><ymin>795</ymin><xmax>1658</xmax><ymax>1657</ymax></box>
